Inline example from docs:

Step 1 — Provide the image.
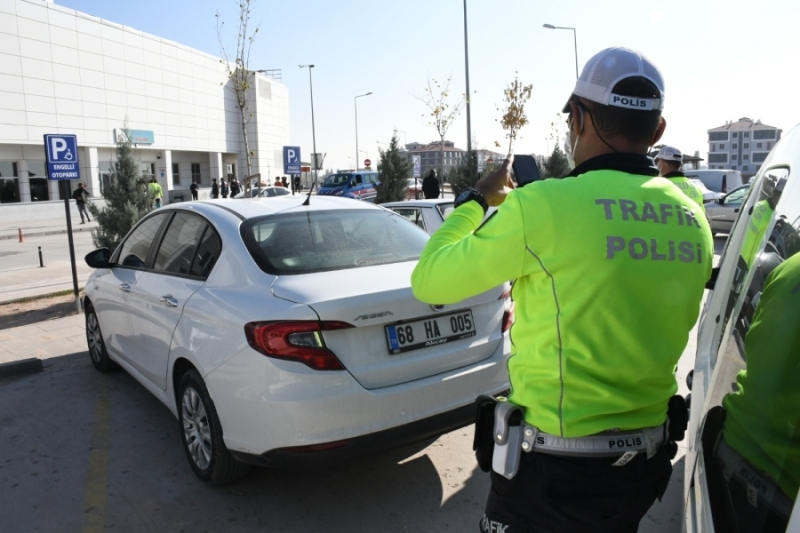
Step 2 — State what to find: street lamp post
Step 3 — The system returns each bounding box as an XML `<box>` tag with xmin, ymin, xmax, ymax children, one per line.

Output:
<box><xmin>463</xmin><ymin>0</ymin><xmax>473</xmax><ymax>153</ymax></box>
<box><xmin>299</xmin><ymin>64</ymin><xmax>317</xmax><ymax>197</ymax></box>
<box><xmin>354</xmin><ymin>92</ymin><xmax>372</xmax><ymax>170</ymax></box>
<box><xmin>543</xmin><ymin>24</ymin><xmax>579</xmax><ymax>79</ymax></box>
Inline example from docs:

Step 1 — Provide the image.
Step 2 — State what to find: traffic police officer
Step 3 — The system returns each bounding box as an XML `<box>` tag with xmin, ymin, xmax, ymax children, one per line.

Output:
<box><xmin>655</xmin><ymin>145</ymin><xmax>706</xmax><ymax>210</ymax></box>
<box><xmin>411</xmin><ymin>47</ymin><xmax>714</xmax><ymax>532</ymax></box>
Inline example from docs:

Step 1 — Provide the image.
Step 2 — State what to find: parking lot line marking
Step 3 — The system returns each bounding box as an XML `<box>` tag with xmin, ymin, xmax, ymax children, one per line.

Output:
<box><xmin>81</xmin><ymin>378</ymin><xmax>111</xmax><ymax>533</ymax></box>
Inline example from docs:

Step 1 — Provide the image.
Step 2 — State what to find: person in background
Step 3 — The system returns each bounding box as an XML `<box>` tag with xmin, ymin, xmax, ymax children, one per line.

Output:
<box><xmin>294</xmin><ymin>175</ymin><xmax>302</xmax><ymax>193</ymax></box>
<box><xmin>190</xmin><ymin>181</ymin><xmax>199</xmax><ymax>201</ymax></box>
<box><xmin>211</xmin><ymin>178</ymin><xmax>219</xmax><ymax>199</ymax></box>
<box><xmin>220</xmin><ymin>178</ymin><xmax>229</xmax><ymax>198</ymax></box>
<box><xmin>72</xmin><ymin>183</ymin><xmax>91</xmax><ymax>224</ymax></box>
<box><xmin>422</xmin><ymin>169</ymin><xmax>440</xmax><ymax>199</ymax></box>
<box><xmin>148</xmin><ymin>178</ymin><xmax>163</xmax><ymax>208</ymax></box>
<box><xmin>655</xmin><ymin>145</ymin><xmax>705</xmax><ymax>210</ymax></box>
<box><xmin>229</xmin><ymin>178</ymin><xmax>241</xmax><ymax>197</ymax></box>
<box><xmin>281</xmin><ymin>176</ymin><xmax>289</xmax><ymax>188</ymax></box>
<box><xmin>274</xmin><ymin>177</ymin><xmax>282</xmax><ymax>187</ymax></box>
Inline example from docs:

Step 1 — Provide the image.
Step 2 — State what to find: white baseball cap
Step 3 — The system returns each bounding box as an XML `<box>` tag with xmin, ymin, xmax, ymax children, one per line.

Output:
<box><xmin>655</xmin><ymin>145</ymin><xmax>682</xmax><ymax>162</ymax></box>
<box><xmin>562</xmin><ymin>47</ymin><xmax>665</xmax><ymax>113</ymax></box>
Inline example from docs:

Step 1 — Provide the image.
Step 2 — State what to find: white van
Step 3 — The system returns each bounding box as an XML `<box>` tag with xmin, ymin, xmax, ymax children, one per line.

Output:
<box><xmin>683</xmin><ymin>169</ymin><xmax>744</xmax><ymax>194</ymax></box>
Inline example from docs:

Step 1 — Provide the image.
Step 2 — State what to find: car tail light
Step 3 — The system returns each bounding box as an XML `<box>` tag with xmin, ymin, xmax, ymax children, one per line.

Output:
<box><xmin>244</xmin><ymin>321</ymin><xmax>354</xmax><ymax>371</ymax></box>
<box><xmin>499</xmin><ymin>284</ymin><xmax>515</xmax><ymax>332</ymax></box>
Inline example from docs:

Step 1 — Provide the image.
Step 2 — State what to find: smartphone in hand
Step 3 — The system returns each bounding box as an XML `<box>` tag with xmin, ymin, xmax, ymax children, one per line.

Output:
<box><xmin>512</xmin><ymin>155</ymin><xmax>542</xmax><ymax>187</ymax></box>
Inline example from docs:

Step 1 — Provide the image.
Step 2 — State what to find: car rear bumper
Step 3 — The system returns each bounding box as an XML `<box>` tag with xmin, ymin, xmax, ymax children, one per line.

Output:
<box><xmin>229</xmin><ymin>401</ymin><xmax>480</xmax><ymax>469</ymax></box>
<box><xmin>205</xmin><ymin>335</ymin><xmax>510</xmax><ymax>458</ymax></box>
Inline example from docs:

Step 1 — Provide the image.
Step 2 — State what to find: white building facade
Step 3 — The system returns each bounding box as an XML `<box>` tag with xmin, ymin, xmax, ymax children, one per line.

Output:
<box><xmin>0</xmin><ymin>0</ymin><xmax>289</xmax><ymax>220</ymax></box>
<box><xmin>707</xmin><ymin>117</ymin><xmax>781</xmax><ymax>180</ymax></box>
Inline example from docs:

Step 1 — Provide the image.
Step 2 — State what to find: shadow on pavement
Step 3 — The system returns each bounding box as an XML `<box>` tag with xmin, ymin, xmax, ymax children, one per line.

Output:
<box><xmin>0</xmin><ymin>297</ymin><xmax>79</xmax><ymax>331</ymax></box>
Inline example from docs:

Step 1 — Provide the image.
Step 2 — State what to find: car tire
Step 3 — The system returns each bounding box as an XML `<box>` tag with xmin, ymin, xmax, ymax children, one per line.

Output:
<box><xmin>177</xmin><ymin>369</ymin><xmax>251</xmax><ymax>485</ymax></box>
<box><xmin>85</xmin><ymin>303</ymin><xmax>116</xmax><ymax>373</ymax></box>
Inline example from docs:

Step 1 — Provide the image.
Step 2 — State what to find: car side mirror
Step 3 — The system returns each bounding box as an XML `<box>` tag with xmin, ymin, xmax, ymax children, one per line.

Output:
<box><xmin>716</xmin><ymin>198</ymin><xmax>723</xmax><ymax>204</ymax></box>
<box><xmin>85</xmin><ymin>248</ymin><xmax>110</xmax><ymax>269</ymax></box>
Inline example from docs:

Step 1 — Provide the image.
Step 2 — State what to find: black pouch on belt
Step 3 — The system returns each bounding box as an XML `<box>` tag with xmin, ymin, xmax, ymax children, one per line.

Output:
<box><xmin>473</xmin><ymin>395</ymin><xmax>498</xmax><ymax>473</ymax></box>
<box><xmin>667</xmin><ymin>394</ymin><xmax>689</xmax><ymax>442</ymax></box>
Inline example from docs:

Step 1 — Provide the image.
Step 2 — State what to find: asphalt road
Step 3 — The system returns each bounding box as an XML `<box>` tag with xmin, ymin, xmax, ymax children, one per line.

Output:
<box><xmin>0</xmin><ymin>230</ymin><xmax>97</xmax><ymax>302</ymax></box>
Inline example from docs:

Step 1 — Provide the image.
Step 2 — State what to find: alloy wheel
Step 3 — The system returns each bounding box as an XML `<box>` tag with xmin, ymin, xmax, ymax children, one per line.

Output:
<box><xmin>86</xmin><ymin>312</ymin><xmax>103</xmax><ymax>364</ymax></box>
<box><xmin>181</xmin><ymin>387</ymin><xmax>213</xmax><ymax>470</ymax></box>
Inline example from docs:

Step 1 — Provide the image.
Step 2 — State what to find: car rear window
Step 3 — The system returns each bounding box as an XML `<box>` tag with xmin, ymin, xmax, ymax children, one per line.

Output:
<box><xmin>241</xmin><ymin>209</ymin><xmax>429</xmax><ymax>275</ymax></box>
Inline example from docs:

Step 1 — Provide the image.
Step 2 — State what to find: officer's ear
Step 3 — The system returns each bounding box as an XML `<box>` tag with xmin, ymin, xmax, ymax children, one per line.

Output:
<box><xmin>651</xmin><ymin>116</ymin><xmax>667</xmax><ymax>146</ymax></box>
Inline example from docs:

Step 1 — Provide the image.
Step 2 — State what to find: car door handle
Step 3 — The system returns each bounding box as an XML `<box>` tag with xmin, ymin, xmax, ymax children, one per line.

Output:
<box><xmin>160</xmin><ymin>296</ymin><xmax>178</xmax><ymax>307</ymax></box>
<box><xmin>119</xmin><ymin>283</ymin><xmax>131</xmax><ymax>292</ymax></box>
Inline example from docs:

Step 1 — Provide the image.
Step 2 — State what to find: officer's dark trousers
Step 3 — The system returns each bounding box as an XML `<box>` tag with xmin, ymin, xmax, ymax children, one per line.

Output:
<box><xmin>480</xmin><ymin>445</ymin><xmax>673</xmax><ymax>533</ymax></box>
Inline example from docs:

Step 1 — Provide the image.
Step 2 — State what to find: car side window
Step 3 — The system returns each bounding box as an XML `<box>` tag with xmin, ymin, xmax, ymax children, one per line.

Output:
<box><xmin>153</xmin><ymin>213</ymin><xmax>208</xmax><ymax>275</ymax></box>
<box><xmin>392</xmin><ymin>208</ymin><xmax>426</xmax><ymax>230</ymax></box>
<box><xmin>189</xmin><ymin>226</ymin><xmax>222</xmax><ymax>278</ymax></box>
<box><xmin>116</xmin><ymin>213</ymin><xmax>168</xmax><ymax>269</ymax></box>
<box><xmin>724</xmin><ymin>187</ymin><xmax>748</xmax><ymax>205</ymax></box>
<box><xmin>701</xmin><ymin>168</ymin><xmax>799</xmax><ymax>532</ymax></box>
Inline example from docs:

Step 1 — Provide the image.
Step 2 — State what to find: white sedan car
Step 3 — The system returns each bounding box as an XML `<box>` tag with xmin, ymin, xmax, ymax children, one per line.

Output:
<box><xmin>83</xmin><ymin>196</ymin><xmax>511</xmax><ymax>484</ymax></box>
<box><xmin>380</xmin><ymin>199</ymin><xmax>456</xmax><ymax>235</ymax></box>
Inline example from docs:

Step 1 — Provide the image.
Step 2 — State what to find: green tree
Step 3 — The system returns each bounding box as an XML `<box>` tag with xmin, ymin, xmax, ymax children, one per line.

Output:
<box><xmin>375</xmin><ymin>135</ymin><xmax>411</xmax><ymax>203</ymax></box>
<box><xmin>496</xmin><ymin>74</ymin><xmax>533</xmax><ymax>153</ymax></box>
<box><xmin>448</xmin><ymin>150</ymin><xmax>480</xmax><ymax>197</ymax></box>
<box><xmin>542</xmin><ymin>144</ymin><xmax>571</xmax><ymax>179</ymax></box>
<box><xmin>87</xmin><ymin>128</ymin><xmax>151</xmax><ymax>252</ymax></box>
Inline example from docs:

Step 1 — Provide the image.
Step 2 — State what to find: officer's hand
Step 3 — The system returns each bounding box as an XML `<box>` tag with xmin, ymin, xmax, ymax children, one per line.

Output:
<box><xmin>475</xmin><ymin>155</ymin><xmax>515</xmax><ymax>207</ymax></box>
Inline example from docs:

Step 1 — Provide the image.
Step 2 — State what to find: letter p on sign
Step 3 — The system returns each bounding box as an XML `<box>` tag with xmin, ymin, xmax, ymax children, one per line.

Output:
<box><xmin>51</xmin><ymin>138</ymin><xmax>68</xmax><ymax>159</ymax></box>
<box><xmin>288</xmin><ymin>149</ymin><xmax>297</xmax><ymax>163</ymax></box>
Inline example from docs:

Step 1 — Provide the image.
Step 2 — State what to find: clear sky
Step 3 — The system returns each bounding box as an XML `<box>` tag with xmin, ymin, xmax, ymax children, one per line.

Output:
<box><xmin>57</xmin><ymin>0</ymin><xmax>800</xmax><ymax>171</ymax></box>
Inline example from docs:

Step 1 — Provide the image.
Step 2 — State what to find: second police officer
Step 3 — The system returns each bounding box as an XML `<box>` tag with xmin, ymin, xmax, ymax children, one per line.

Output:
<box><xmin>411</xmin><ymin>47</ymin><xmax>714</xmax><ymax>532</ymax></box>
<box><xmin>655</xmin><ymin>144</ymin><xmax>707</xmax><ymax>210</ymax></box>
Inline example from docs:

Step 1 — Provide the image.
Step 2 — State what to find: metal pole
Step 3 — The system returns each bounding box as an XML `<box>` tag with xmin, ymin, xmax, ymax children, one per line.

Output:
<box><xmin>307</xmin><ymin>66</ymin><xmax>318</xmax><ymax>183</ymax></box>
<box><xmin>38</xmin><ymin>246</ymin><xmax>43</xmax><ymax>267</ymax></box>
<box><xmin>355</xmin><ymin>96</ymin><xmax>359</xmax><ymax>170</ymax></box>
<box><xmin>61</xmin><ymin>180</ymin><xmax>80</xmax><ymax>313</ymax></box>
<box><xmin>572</xmin><ymin>28</ymin><xmax>579</xmax><ymax>79</ymax></box>
<box><xmin>463</xmin><ymin>0</ymin><xmax>472</xmax><ymax>153</ymax></box>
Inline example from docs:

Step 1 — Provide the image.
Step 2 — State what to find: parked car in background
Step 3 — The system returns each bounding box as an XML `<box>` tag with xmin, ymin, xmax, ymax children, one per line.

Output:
<box><xmin>684</xmin><ymin>124</ymin><xmax>800</xmax><ymax>532</ymax></box>
<box><xmin>407</xmin><ymin>178</ymin><xmax>422</xmax><ymax>199</ymax></box>
<box><xmin>317</xmin><ymin>171</ymin><xmax>379</xmax><ymax>201</ymax></box>
<box><xmin>82</xmin><ymin>196</ymin><xmax>511</xmax><ymax>485</ymax></box>
<box><xmin>233</xmin><ymin>186</ymin><xmax>291</xmax><ymax>199</ymax></box>
<box><xmin>690</xmin><ymin>178</ymin><xmax>725</xmax><ymax>203</ymax></box>
<box><xmin>684</xmin><ymin>169</ymin><xmax>745</xmax><ymax>195</ymax></box>
<box><xmin>705</xmin><ymin>184</ymin><xmax>750</xmax><ymax>235</ymax></box>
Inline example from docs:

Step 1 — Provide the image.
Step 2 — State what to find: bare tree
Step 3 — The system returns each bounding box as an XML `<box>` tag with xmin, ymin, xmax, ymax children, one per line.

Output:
<box><xmin>496</xmin><ymin>73</ymin><xmax>533</xmax><ymax>153</ymax></box>
<box><xmin>216</xmin><ymin>0</ymin><xmax>260</xmax><ymax>194</ymax></box>
<box><xmin>415</xmin><ymin>76</ymin><xmax>466</xmax><ymax>190</ymax></box>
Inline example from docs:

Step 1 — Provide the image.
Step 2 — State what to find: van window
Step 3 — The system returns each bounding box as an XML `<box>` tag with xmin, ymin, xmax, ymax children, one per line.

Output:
<box><xmin>700</xmin><ymin>168</ymin><xmax>799</xmax><ymax>533</ymax></box>
<box><xmin>321</xmin><ymin>174</ymin><xmax>351</xmax><ymax>187</ymax></box>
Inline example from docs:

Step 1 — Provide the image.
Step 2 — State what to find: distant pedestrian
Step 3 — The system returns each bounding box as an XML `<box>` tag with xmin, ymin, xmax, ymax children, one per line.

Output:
<box><xmin>422</xmin><ymin>169</ymin><xmax>440</xmax><ymax>199</ymax></box>
<box><xmin>220</xmin><ymin>178</ymin><xmax>229</xmax><ymax>198</ymax></box>
<box><xmin>190</xmin><ymin>182</ymin><xmax>199</xmax><ymax>201</ymax></box>
<box><xmin>293</xmin><ymin>175</ymin><xmax>302</xmax><ymax>193</ymax></box>
<box><xmin>72</xmin><ymin>183</ymin><xmax>91</xmax><ymax>224</ymax></box>
<box><xmin>274</xmin><ymin>177</ymin><xmax>282</xmax><ymax>187</ymax></box>
<box><xmin>230</xmin><ymin>178</ymin><xmax>241</xmax><ymax>197</ymax></box>
<box><xmin>148</xmin><ymin>178</ymin><xmax>163</xmax><ymax>208</ymax></box>
<box><xmin>281</xmin><ymin>176</ymin><xmax>289</xmax><ymax>188</ymax></box>
<box><xmin>211</xmin><ymin>179</ymin><xmax>219</xmax><ymax>199</ymax></box>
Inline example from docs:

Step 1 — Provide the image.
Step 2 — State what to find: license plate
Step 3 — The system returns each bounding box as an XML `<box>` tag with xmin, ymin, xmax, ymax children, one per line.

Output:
<box><xmin>385</xmin><ymin>310</ymin><xmax>476</xmax><ymax>354</ymax></box>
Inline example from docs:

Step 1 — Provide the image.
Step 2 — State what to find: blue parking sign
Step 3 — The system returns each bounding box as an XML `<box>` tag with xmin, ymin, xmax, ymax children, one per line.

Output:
<box><xmin>44</xmin><ymin>134</ymin><xmax>81</xmax><ymax>180</ymax></box>
<box><xmin>283</xmin><ymin>146</ymin><xmax>301</xmax><ymax>174</ymax></box>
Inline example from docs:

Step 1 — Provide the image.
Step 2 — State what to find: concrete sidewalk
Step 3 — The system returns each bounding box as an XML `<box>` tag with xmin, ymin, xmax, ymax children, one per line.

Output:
<box><xmin>0</xmin><ymin>312</ymin><xmax>85</xmax><ymax>367</ymax></box>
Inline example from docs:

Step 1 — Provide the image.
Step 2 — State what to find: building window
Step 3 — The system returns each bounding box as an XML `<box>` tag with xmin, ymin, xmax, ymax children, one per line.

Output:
<box><xmin>744</xmin><ymin>132</ymin><xmax>750</xmax><ymax>138</ymax></box>
<box><xmin>743</xmin><ymin>154</ymin><xmax>749</xmax><ymax>160</ymax></box>
<box><xmin>708</xmin><ymin>154</ymin><xmax>728</xmax><ymax>163</ymax></box>
<box><xmin>757</xmin><ymin>142</ymin><xmax>763</xmax><ymax>148</ymax></box>
<box><xmin>753</xmin><ymin>152</ymin><xmax>769</xmax><ymax>163</ymax></box>
<box><xmin>753</xmin><ymin>129</ymin><xmax>776</xmax><ymax>140</ymax></box>
<box><xmin>743</xmin><ymin>143</ymin><xmax>749</xmax><ymax>149</ymax></box>
<box><xmin>732</xmin><ymin>165</ymin><xmax>737</xmax><ymax>170</ymax></box>
<box><xmin>732</xmin><ymin>132</ymin><xmax>738</xmax><ymax>138</ymax></box>
<box><xmin>0</xmin><ymin>161</ymin><xmax>20</xmax><ymax>203</ymax></box>
<box><xmin>720</xmin><ymin>144</ymin><xmax>725</xmax><ymax>150</ymax></box>
<box><xmin>27</xmin><ymin>161</ymin><xmax>49</xmax><ymax>202</ymax></box>
<box><xmin>743</xmin><ymin>166</ymin><xmax>749</xmax><ymax>171</ymax></box>
<box><xmin>767</xmin><ymin>142</ymin><xmax>772</xmax><ymax>149</ymax></box>
<box><xmin>226</xmin><ymin>163</ymin><xmax>236</xmax><ymax>181</ymax></box>
<box><xmin>191</xmin><ymin>163</ymin><xmax>201</xmax><ymax>184</ymax></box>
<box><xmin>732</xmin><ymin>143</ymin><xmax>738</xmax><ymax>149</ymax></box>
<box><xmin>709</xmin><ymin>131</ymin><xmax>728</xmax><ymax>141</ymax></box>
<box><xmin>732</xmin><ymin>155</ymin><xmax>737</xmax><ymax>161</ymax></box>
<box><xmin>172</xmin><ymin>163</ymin><xmax>180</xmax><ymax>186</ymax></box>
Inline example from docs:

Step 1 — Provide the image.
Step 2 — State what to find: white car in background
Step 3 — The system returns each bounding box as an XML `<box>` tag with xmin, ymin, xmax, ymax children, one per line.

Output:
<box><xmin>82</xmin><ymin>196</ymin><xmax>511</xmax><ymax>484</ymax></box>
<box><xmin>380</xmin><ymin>199</ymin><xmax>456</xmax><ymax>235</ymax></box>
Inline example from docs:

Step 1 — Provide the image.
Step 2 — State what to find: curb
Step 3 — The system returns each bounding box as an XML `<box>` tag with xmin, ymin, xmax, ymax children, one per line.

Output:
<box><xmin>0</xmin><ymin>357</ymin><xmax>43</xmax><ymax>379</ymax></box>
<box><xmin>0</xmin><ymin>226</ymin><xmax>96</xmax><ymax>241</ymax></box>
<box><xmin>0</xmin><ymin>291</ymin><xmax>84</xmax><ymax>307</ymax></box>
